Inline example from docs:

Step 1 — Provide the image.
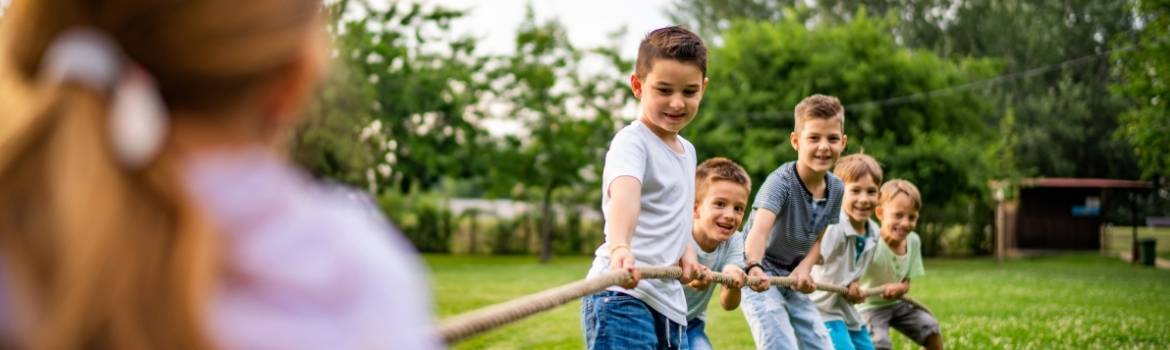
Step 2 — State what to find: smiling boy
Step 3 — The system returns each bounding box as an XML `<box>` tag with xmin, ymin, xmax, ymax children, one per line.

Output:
<box><xmin>811</xmin><ymin>154</ymin><xmax>883</xmax><ymax>350</ymax></box>
<box><xmin>741</xmin><ymin>94</ymin><xmax>848</xmax><ymax>350</ymax></box>
<box><xmin>858</xmin><ymin>180</ymin><xmax>942</xmax><ymax>350</ymax></box>
<box><xmin>682</xmin><ymin>157</ymin><xmax>752</xmax><ymax>350</ymax></box>
<box><xmin>581</xmin><ymin>26</ymin><xmax>709</xmax><ymax>350</ymax></box>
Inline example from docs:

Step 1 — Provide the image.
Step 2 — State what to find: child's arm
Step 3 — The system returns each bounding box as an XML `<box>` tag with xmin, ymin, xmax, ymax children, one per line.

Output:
<box><xmin>719</xmin><ymin>264</ymin><xmax>745</xmax><ymax>310</ymax></box>
<box><xmin>744</xmin><ymin>210</ymin><xmax>776</xmax><ymax>292</ymax></box>
<box><xmin>606</xmin><ymin>176</ymin><xmax>642</xmax><ymax>289</ymax></box>
<box><xmin>790</xmin><ymin>228</ymin><xmax>828</xmax><ymax>293</ymax></box>
<box><xmin>881</xmin><ymin>279</ymin><xmax>911</xmax><ymax>300</ymax></box>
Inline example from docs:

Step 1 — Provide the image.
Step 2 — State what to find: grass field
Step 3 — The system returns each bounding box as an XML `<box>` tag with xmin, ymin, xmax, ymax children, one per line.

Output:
<box><xmin>426</xmin><ymin>254</ymin><xmax>1170</xmax><ymax>349</ymax></box>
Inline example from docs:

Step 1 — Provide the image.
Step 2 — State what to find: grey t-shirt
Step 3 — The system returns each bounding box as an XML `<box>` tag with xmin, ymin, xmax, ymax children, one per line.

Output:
<box><xmin>684</xmin><ymin>232</ymin><xmax>746</xmax><ymax>321</ymax></box>
<box><xmin>587</xmin><ymin>120</ymin><xmax>696</xmax><ymax>325</ymax></box>
<box><xmin>742</xmin><ymin>162</ymin><xmax>843</xmax><ymax>276</ymax></box>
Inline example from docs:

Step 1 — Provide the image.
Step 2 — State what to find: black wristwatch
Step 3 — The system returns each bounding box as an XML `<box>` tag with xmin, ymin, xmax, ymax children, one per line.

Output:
<box><xmin>745</xmin><ymin>260</ymin><xmax>764</xmax><ymax>275</ymax></box>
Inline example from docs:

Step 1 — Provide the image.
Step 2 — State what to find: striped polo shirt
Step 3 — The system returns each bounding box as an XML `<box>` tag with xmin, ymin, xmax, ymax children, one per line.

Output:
<box><xmin>742</xmin><ymin>161</ymin><xmax>844</xmax><ymax>276</ymax></box>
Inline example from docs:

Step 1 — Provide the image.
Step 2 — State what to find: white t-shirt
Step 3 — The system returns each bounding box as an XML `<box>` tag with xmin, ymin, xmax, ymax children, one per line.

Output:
<box><xmin>587</xmin><ymin>119</ymin><xmax>696</xmax><ymax>325</ymax></box>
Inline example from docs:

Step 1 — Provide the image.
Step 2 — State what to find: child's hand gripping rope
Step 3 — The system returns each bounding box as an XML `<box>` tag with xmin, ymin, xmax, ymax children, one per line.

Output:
<box><xmin>439</xmin><ymin>265</ymin><xmax>928</xmax><ymax>344</ymax></box>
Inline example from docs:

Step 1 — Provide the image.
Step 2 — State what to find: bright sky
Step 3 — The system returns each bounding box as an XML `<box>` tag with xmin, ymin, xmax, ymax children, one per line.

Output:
<box><xmin>436</xmin><ymin>0</ymin><xmax>675</xmax><ymax>59</ymax></box>
<box><xmin>426</xmin><ymin>0</ymin><xmax>676</xmax><ymax>136</ymax></box>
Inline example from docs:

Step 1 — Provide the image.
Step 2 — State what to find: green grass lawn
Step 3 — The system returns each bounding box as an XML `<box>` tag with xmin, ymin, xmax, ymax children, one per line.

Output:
<box><xmin>426</xmin><ymin>254</ymin><xmax>1170</xmax><ymax>349</ymax></box>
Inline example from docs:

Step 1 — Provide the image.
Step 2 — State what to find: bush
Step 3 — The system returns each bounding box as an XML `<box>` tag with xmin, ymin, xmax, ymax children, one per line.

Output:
<box><xmin>377</xmin><ymin>190</ymin><xmax>454</xmax><ymax>253</ymax></box>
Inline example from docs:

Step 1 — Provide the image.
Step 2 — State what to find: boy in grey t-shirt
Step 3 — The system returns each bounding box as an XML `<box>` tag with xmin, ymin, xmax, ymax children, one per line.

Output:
<box><xmin>682</xmin><ymin>158</ymin><xmax>752</xmax><ymax>350</ymax></box>
<box><xmin>741</xmin><ymin>95</ymin><xmax>848</xmax><ymax>350</ymax></box>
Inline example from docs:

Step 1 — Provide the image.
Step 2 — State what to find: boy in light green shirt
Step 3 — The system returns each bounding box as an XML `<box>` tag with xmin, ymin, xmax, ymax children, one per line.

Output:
<box><xmin>858</xmin><ymin>180</ymin><xmax>941</xmax><ymax>350</ymax></box>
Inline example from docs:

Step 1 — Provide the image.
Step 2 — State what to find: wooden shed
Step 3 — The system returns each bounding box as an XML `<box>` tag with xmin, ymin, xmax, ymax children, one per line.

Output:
<box><xmin>993</xmin><ymin>178</ymin><xmax>1152</xmax><ymax>257</ymax></box>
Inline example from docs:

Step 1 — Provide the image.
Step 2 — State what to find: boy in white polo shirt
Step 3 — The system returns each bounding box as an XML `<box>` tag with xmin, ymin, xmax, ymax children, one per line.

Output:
<box><xmin>811</xmin><ymin>154</ymin><xmax>883</xmax><ymax>350</ymax></box>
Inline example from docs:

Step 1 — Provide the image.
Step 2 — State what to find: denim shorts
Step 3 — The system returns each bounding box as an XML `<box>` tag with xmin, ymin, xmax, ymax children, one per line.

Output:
<box><xmin>740</xmin><ymin>285</ymin><xmax>833</xmax><ymax>350</ymax></box>
<box><xmin>685</xmin><ymin>318</ymin><xmax>713</xmax><ymax>350</ymax></box>
<box><xmin>581</xmin><ymin>290</ymin><xmax>688</xmax><ymax>350</ymax></box>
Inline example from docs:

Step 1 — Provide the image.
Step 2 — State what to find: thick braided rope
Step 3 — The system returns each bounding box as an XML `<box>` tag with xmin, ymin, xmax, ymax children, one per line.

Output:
<box><xmin>438</xmin><ymin>266</ymin><xmax>680</xmax><ymax>344</ymax></box>
<box><xmin>438</xmin><ymin>266</ymin><xmax>928</xmax><ymax>344</ymax></box>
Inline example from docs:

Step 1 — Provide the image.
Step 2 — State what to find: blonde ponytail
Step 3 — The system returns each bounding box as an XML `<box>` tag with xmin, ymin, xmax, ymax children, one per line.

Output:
<box><xmin>0</xmin><ymin>0</ymin><xmax>322</xmax><ymax>346</ymax></box>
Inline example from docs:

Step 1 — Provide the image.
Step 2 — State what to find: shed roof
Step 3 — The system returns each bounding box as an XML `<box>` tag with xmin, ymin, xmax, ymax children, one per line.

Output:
<box><xmin>1019</xmin><ymin>178</ymin><xmax>1152</xmax><ymax>189</ymax></box>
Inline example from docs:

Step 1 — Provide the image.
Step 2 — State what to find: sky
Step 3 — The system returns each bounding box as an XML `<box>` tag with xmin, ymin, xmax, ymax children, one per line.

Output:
<box><xmin>434</xmin><ymin>0</ymin><xmax>675</xmax><ymax>59</ymax></box>
<box><xmin>416</xmin><ymin>0</ymin><xmax>677</xmax><ymax>136</ymax></box>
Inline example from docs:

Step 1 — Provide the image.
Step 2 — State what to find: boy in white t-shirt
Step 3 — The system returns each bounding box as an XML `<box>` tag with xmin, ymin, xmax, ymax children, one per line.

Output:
<box><xmin>580</xmin><ymin>26</ymin><xmax>710</xmax><ymax>350</ymax></box>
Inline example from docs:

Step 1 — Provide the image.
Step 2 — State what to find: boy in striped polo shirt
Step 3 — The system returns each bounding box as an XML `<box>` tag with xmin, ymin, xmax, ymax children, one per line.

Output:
<box><xmin>742</xmin><ymin>94</ymin><xmax>848</xmax><ymax>350</ymax></box>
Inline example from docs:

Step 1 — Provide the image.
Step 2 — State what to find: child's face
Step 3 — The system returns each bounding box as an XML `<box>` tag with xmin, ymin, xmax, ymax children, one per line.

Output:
<box><xmin>876</xmin><ymin>192</ymin><xmax>919</xmax><ymax>241</ymax></box>
<box><xmin>693</xmin><ymin>180</ymin><xmax>749</xmax><ymax>242</ymax></box>
<box><xmin>842</xmin><ymin>175</ymin><xmax>879</xmax><ymax>227</ymax></box>
<box><xmin>790</xmin><ymin>118</ymin><xmax>846</xmax><ymax>175</ymax></box>
<box><xmin>631</xmin><ymin>59</ymin><xmax>707</xmax><ymax>135</ymax></box>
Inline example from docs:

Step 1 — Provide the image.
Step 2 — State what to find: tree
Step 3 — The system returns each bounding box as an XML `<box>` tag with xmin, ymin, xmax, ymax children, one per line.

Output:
<box><xmin>1114</xmin><ymin>0</ymin><xmax>1170</xmax><ymax>182</ymax></box>
<box><xmin>294</xmin><ymin>1</ymin><xmax>493</xmax><ymax>193</ymax></box>
<box><xmin>686</xmin><ymin>14</ymin><xmax>1000</xmax><ymax>255</ymax></box>
<box><xmin>487</xmin><ymin>6</ymin><xmax>632</xmax><ymax>262</ymax></box>
<box><xmin>669</xmin><ymin>0</ymin><xmax>1143</xmax><ymax>180</ymax></box>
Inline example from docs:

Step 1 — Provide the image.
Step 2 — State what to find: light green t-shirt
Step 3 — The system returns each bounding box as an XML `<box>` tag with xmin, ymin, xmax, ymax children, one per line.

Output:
<box><xmin>858</xmin><ymin>232</ymin><xmax>924</xmax><ymax>312</ymax></box>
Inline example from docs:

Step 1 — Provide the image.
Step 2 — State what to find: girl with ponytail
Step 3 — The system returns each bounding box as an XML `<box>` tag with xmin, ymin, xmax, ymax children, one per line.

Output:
<box><xmin>0</xmin><ymin>1</ymin><xmax>439</xmax><ymax>349</ymax></box>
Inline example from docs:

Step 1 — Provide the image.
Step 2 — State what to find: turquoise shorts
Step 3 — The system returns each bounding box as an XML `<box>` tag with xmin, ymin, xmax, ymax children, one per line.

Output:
<box><xmin>824</xmin><ymin>320</ymin><xmax>874</xmax><ymax>350</ymax></box>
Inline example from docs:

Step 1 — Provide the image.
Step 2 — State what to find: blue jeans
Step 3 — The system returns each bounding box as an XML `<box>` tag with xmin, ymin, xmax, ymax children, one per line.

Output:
<box><xmin>581</xmin><ymin>290</ymin><xmax>688</xmax><ymax>350</ymax></box>
<box><xmin>686</xmin><ymin>318</ymin><xmax>713</xmax><ymax>350</ymax></box>
<box><xmin>741</xmin><ymin>286</ymin><xmax>833</xmax><ymax>350</ymax></box>
<box><xmin>824</xmin><ymin>320</ymin><xmax>875</xmax><ymax>350</ymax></box>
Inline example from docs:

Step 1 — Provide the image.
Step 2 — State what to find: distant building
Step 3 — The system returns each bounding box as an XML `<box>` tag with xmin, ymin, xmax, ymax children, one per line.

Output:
<box><xmin>993</xmin><ymin>178</ymin><xmax>1151</xmax><ymax>257</ymax></box>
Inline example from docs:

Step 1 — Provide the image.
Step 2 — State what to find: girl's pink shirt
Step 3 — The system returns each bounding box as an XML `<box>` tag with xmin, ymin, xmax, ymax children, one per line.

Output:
<box><xmin>185</xmin><ymin>148</ymin><xmax>442</xmax><ymax>350</ymax></box>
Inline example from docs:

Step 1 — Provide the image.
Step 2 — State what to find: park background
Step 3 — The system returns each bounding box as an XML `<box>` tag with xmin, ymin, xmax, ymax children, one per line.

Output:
<box><xmin>6</xmin><ymin>0</ymin><xmax>1167</xmax><ymax>348</ymax></box>
<box><xmin>303</xmin><ymin>0</ymin><xmax>1170</xmax><ymax>348</ymax></box>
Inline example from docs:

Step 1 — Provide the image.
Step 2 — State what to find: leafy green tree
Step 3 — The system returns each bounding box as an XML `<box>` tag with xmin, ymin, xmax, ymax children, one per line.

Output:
<box><xmin>669</xmin><ymin>0</ymin><xmax>1142</xmax><ymax>180</ymax></box>
<box><xmin>487</xmin><ymin>7</ymin><xmax>633</xmax><ymax>262</ymax></box>
<box><xmin>1114</xmin><ymin>0</ymin><xmax>1170</xmax><ymax>182</ymax></box>
<box><xmin>295</xmin><ymin>1</ymin><xmax>492</xmax><ymax>193</ymax></box>
<box><xmin>687</xmin><ymin>14</ymin><xmax>999</xmax><ymax>255</ymax></box>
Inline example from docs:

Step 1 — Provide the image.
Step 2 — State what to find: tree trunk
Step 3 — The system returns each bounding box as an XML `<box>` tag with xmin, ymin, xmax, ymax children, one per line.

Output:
<box><xmin>539</xmin><ymin>181</ymin><xmax>557</xmax><ymax>263</ymax></box>
<box><xmin>468</xmin><ymin>210</ymin><xmax>479</xmax><ymax>255</ymax></box>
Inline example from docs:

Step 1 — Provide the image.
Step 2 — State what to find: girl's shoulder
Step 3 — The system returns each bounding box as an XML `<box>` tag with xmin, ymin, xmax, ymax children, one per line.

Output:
<box><xmin>186</xmin><ymin>149</ymin><xmax>440</xmax><ymax>349</ymax></box>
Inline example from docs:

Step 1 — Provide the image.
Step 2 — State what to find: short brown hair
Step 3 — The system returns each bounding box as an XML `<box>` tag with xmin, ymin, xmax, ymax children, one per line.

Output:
<box><xmin>834</xmin><ymin>153</ymin><xmax>882</xmax><ymax>185</ymax></box>
<box><xmin>696</xmin><ymin>157</ymin><xmax>751</xmax><ymax>202</ymax></box>
<box><xmin>635</xmin><ymin>26</ymin><xmax>707</xmax><ymax>79</ymax></box>
<box><xmin>794</xmin><ymin>94</ymin><xmax>845</xmax><ymax>132</ymax></box>
<box><xmin>879</xmin><ymin>179</ymin><xmax>922</xmax><ymax>211</ymax></box>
